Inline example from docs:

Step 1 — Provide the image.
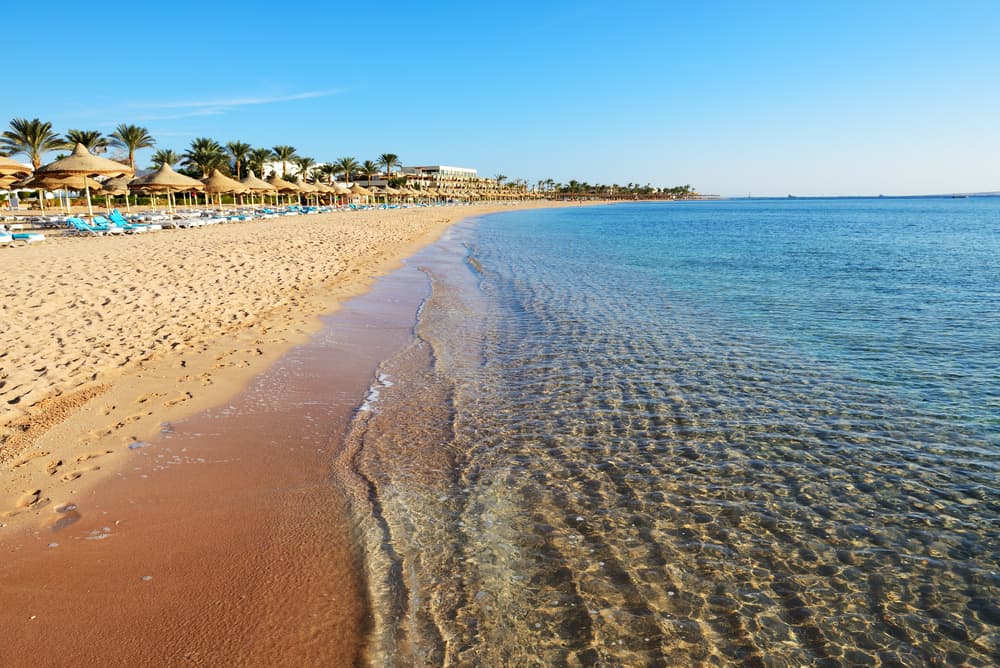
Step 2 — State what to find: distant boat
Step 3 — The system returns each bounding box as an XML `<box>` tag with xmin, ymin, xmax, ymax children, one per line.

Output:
<box><xmin>951</xmin><ymin>194</ymin><xmax>967</xmax><ymax>198</ymax></box>
<box><xmin>787</xmin><ymin>194</ymin><xmax>795</xmax><ymax>199</ymax></box>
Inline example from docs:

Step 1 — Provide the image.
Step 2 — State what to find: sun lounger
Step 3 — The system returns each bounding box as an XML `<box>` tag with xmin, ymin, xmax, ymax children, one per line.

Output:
<box><xmin>65</xmin><ymin>217</ymin><xmax>106</xmax><ymax>236</ymax></box>
<box><xmin>108</xmin><ymin>209</ymin><xmax>162</xmax><ymax>231</ymax></box>
<box><xmin>1</xmin><ymin>225</ymin><xmax>46</xmax><ymax>244</ymax></box>
<box><xmin>89</xmin><ymin>216</ymin><xmax>126</xmax><ymax>235</ymax></box>
<box><xmin>96</xmin><ymin>214</ymin><xmax>152</xmax><ymax>234</ymax></box>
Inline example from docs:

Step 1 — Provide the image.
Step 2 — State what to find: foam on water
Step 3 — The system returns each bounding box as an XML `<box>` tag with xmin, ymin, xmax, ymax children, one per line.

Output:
<box><xmin>339</xmin><ymin>200</ymin><xmax>1000</xmax><ymax>666</ymax></box>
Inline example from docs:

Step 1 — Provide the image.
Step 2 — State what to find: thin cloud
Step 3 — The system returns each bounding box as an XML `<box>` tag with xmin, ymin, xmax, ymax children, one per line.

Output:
<box><xmin>132</xmin><ymin>108</ymin><xmax>227</xmax><ymax>122</ymax></box>
<box><xmin>130</xmin><ymin>90</ymin><xmax>341</xmax><ymax>110</ymax></box>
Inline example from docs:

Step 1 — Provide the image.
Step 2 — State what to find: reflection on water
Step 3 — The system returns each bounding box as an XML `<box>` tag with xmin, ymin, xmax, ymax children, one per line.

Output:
<box><xmin>337</xmin><ymin>202</ymin><xmax>999</xmax><ymax>666</ymax></box>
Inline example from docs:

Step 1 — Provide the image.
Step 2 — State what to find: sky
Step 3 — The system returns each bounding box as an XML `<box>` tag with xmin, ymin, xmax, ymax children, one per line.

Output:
<box><xmin>4</xmin><ymin>0</ymin><xmax>999</xmax><ymax>196</ymax></box>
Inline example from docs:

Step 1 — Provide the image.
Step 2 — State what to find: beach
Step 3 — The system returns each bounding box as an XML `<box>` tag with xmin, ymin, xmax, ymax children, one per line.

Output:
<box><xmin>0</xmin><ymin>201</ymin><xmax>576</xmax><ymax>666</ymax></box>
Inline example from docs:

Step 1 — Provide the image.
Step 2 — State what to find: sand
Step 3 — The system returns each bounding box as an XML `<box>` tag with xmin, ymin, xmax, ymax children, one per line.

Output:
<box><xmin>0</xmin><ymin>201</ymin><xmax>582</xmax><ymax>666</ymax></box>
<box><xmin>0</xmin><ymin>203</ymin><xmax>549</xmax><ymax>517</ymax></box>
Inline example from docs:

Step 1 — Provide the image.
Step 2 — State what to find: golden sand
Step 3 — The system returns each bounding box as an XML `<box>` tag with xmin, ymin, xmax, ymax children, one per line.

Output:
<box><xmin>0</xmin><ymin>203</ymin><xmax>570</xmax><ymax>519</ymax></box>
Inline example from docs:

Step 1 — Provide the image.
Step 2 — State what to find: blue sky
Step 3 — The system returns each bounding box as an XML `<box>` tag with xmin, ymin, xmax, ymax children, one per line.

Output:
<box><xmin>5</xmin><ymin>1</ymin><xmax>998</xmax><ymax>196</ymax></box>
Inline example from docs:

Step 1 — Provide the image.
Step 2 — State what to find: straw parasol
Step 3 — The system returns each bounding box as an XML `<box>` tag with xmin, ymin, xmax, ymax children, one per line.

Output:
<box><xmin>267</xmin><ymin>174</ymin><xmax>299</xmax><ymax>205</ymax></box>
<box><xmin>311</xmin><ymin>182</ymin><xmax>336</xmax><ymax>204</ymax></box>
<box><xmin>100</xmin><ymin>174</ymin><xmax>133</xmax><ymax>212</ymax></box>
<box><xmin>14</xmin><ymin>173</ymin><xmax>103</xmax><ymax>213</ymax></box>
<box><xmin>35</xmin><ymin>143</ymin><xmax>131</xmax><ymax>216</ymax></box>
<box><xmin>202</xmin><ymin>169</ymin><xmax>248</xmax><ymax>208</ymax></box>
<box><xmin>240</xmin><ymin>170</ymin><xmax>277</xmax><ymax>206</ymax></box>
<box><xmin>291</xmin><ymin>178</ymin><xmax>315</xmax><ymax>205</ymax></box>
<box><xmin>0</xmin><ymin>156</ymin><xmax>32</xmax><ymax>177</ymax></box>
<box><xmin>131</xmin><ymin>163</ymin><xmax>205</xmax><ymax>212</ymax></box>
<box><xmin>350</xmin><ymin>183</ymin><xmax>373</xmax><ymax>203</ymax></box>
<box><xmin>240</xmin><ymin>169</ymin><xmax>275</xmax><ymax>191</ymax></box>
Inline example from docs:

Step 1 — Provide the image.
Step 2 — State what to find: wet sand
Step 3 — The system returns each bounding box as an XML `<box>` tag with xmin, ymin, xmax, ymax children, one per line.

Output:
<box><xmin>0</xmin><ymin>274</ymin><xmax>430</xmax><ymax>665</ymax></box>
<box><xmin>0</xmin><ymin>202</ymin><xmax>594</xmax><ymax>666</ymax></box>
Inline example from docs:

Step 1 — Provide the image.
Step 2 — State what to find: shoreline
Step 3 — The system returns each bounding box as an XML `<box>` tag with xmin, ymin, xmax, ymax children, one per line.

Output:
<box><xmin>0</xmin><ymin>200</ymin><xmax>602</xmax><ymax>665</ymax></box>
<box><xmin>1</xmin><ymin>202</ymin><xmax>597</xmax><ymax>527</ymax></box>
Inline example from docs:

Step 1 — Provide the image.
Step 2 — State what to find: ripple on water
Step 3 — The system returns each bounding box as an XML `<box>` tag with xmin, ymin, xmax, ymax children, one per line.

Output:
<box><xmin>339</xmin><ymin>202</ymin><xmax>1000</xmax><ymax>665</ymax></box>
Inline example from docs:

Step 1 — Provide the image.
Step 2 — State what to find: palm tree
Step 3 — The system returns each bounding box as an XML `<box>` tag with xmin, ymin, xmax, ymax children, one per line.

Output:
<box><xmin>336</xmin><ymin>156</ymin><xmax>359</xmax><ymax>184</ymax></box>
<box><xmin>1</xmin><ymin>118</ymin><xmax>67</xmax><ymax>169</ymax></box>
<box><xmin>226</xmin><ymin>141</ymin><xmax>252</xmax><ymax>180</ymax></box>
<box><xmin>378</xmin><ymin>152</ymin><xmax>400</xmax><ymax>178</ymax></box>
<box><xmin>64</xmin><ymin>129</ymin><xmax>109</xmax><ymax>153</ymax></box>
<box><xmin>294</xmin><ymin>156</ymin><xmax>316</xmax><ymax>181</ymax></box>
<box><xmin>361</xmin><ymin>160</ymin><xmax>379</xmax><ymax>186</ymax></box>
<box><xmin>315</xmin><ymin>163</ymin><xmax>337</xmax><ymax>185</ymax></box>
<box><xmin>182</xmin><ymin>137</ymin><xmax>227</xmax><ymax>177</ymax></box>
<box><xmin>110</xmin><ymin>124</ymin><xmax>155</xmax><ymax>172</ymax></box>
<box><xmin>248</xmin><ymin>147</ymin><xmax>274</xmax><ymax>177</ymax></box>
<box><xmin>272</xmin><ymin>145</ymin><xmax>297</xmax><ymax>177</ymax></box>
<box><xmin>494</xmin><ymin>174</ymin><xmax>507</xmax><ymax>186</ymax></box>
<box><xmin>150</xmin><ymin>149</ymin><xmax>181</xmax><ymax>168</ymax></box>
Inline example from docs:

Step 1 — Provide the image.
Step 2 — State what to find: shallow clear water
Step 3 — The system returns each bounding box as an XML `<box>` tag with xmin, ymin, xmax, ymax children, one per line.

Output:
<box><xmin>339</xmin><ymin>199</ymin><xmax>999</xmax><ymax>666</ymax></box>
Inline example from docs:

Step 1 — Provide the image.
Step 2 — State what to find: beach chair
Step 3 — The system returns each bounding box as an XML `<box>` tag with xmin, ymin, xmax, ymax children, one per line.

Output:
<box><xmin>109</xmin><ymin>209</ymin><xmax>162</xmax><ymax>231</ymax></box>
<box><xmin>12</xmin><ymin>232</ymin><xmax>45</xmax><ymax>244</ymax></box>
<box><xmin>1</xmin><ymin>224</ymin><xmax>46</xmax><ymax>244</ymax></box>
<box><xmin>89</xmin><ymin>216</ymin><xmax>126</xmax><ymax>235</ymax></box>
<box><xmin>95</xmin><ymin>214</ymin><xmax>149</xmax><ymax>234</ymax></box>
<box><xmin>108</xmin><ymin>209</ymin><xmax>130</xmax><ymax>226</ymax></box>
<box><xmin>65</xmin><ymin>217</ymin><xmax>105</xmax><ymax>236</ymax></box>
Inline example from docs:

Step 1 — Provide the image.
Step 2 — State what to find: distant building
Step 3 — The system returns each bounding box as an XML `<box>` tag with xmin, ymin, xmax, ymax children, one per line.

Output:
<box><xmin>402</xmin><ymin>165</ymin><xmax>478</xmax><ymax>179</ymax></box>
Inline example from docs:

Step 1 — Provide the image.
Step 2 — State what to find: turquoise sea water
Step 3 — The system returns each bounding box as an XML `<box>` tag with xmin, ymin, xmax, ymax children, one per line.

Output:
<box><xmin>340</xmin><ymin>199</ymin><xmax>999</xmax><ymax>666</ymax></box>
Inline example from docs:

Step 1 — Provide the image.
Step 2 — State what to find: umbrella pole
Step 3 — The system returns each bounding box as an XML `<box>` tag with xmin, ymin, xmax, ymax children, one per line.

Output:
<box><xmin>85</xmin><ymin>180</ymin><xmax>94</xmax><ymax>218</ymax></box>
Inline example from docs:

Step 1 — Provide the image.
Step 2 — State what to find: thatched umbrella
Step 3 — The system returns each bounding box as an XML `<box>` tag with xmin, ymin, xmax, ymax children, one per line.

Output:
<box><xmin>0</xmin><ymin>156</ymin><xmax>32</xmax><ymax>177</ymax></box>
<box><xmin>202</xmin><ymin>169</ymin><xmax>248</xmax><ymax>208</ymax></box>
<box><xmin>14</xmin><ymin>173</ymin><xmax>103</xmax><ymax>213</ymax></box>
<box><xmin>369</xmin><ymin>185</ymin><xmax>387</xmax><ymax>206</ymax></box>
<box><xmin>311</xmin><ymin>182</ymin><xmax>336</xmax><ymax>205</ymax></box>
<box><xmin>131</xmin><ymin>163</ymin><xmax>205</xmax><ymax>212</ymax></box>
<box><xmin>240</xmin><ymin>170</ymin><xmax>277</xmax><ymax>207</ymax></box>
<box><xmin>100</xmin><ymin>174</ymin><xmax>133</xmax><ymax>212</ymax></box>
<box><xmin>350</xmin><ymin>183</ymin><xmax>373</xmax><ymax>204</ymax></box>
<box><xmin>292</xmin><ymin>179</ymin><xmax>316</xmax><ymax>205</ymax></box>
<box><xmin>382</xmin><ymin>185</ymin><xmax>402</xmax><ymax>204</ymax></box>
<box><xmin>35</xmin><ymin>143</ymin><xmax>131</xmax><ymax>216</ymax></box>
<box><xmin>267</xmin><ymin>174</ymin><xmax>299</xmax><ymax>205</ymax></box>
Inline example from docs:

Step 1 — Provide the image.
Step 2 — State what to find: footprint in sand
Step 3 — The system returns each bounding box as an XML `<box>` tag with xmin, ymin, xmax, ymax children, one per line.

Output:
<box><xmin>17</xmin><ymin>489</ymin><xmax>47</xmax><ymax>509</ymax></box>
<box><xmin>61</xmin><ymin>465</ymin><xmax>100</xmax><ymax>482</ymax></box>
<box><xmin>164</xmin><ymin>391</ymin><xmax>193</xmax><ymax>407</ymax></box>
<box><xmin>9</xmin><ymin>451</ymin><xmax>51</xmax><ymax>471</ymax></box>
<box><xmin>76</xmin><ymin>450</ymin><xmax>113</xmax><ymax>463</ymax></box>
<box><xmin>46</xmin><ymin>460</ymin><xmax>63</xmax><ymax>476</ymax></box>
<box><xmin>101</xmin><ymin>404</ymin><xmax>116</xmax><ymax>416</ymax></box>
<box><xmin>135</xmin><ymin>392</ymin><xmax>165</xmax><ymax>405</ymax></box>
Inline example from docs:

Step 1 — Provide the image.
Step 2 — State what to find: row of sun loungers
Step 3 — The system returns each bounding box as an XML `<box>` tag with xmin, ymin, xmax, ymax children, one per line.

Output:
<box><xmin>2</xmin><ymin>201</ymin><xmax>477</xmax><ymax>245</ymax></box>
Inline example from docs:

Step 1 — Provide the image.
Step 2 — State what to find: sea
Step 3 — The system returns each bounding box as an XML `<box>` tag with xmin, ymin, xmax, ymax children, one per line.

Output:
<box><xmin>334</xmin><ymin>198</ymin><xmax>999</xmax><ymax>666</ymax></box>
